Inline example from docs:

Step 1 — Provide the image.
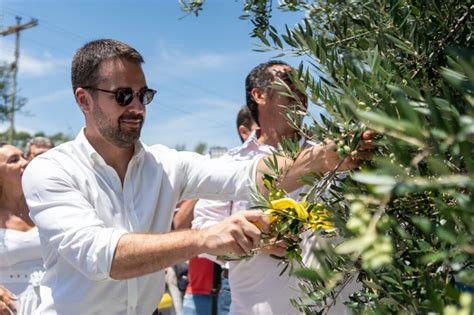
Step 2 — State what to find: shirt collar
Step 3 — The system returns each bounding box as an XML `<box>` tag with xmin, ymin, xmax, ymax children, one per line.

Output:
<box><xmin>75</xmin><ymin>128</ymin><xmax>146</xmax><ymax>165</ymax></box>
<box><xmin>228</xmin><ymin>130</ymin><xmax>308</xmax><ymax>156</ymax></box>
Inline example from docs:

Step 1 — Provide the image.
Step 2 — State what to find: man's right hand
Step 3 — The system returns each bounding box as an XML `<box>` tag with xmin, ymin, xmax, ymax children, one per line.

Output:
<box><xmin>0</xmin><ymin>286</ymin><xmax>16</xmax><ymax>315</ymax></box>
<box><xmin>200</xmin><ymin>210</ymin><xmax>270</xmax><ymax>257</ymax></box>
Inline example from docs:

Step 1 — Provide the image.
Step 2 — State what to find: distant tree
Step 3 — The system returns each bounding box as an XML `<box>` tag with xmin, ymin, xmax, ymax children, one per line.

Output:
<box><xmin>0</xmin><ymin>62</ymin><xmax>27</xmax><ymax>142</ymax></box>
<box><xmin>48</xmin><ymin>132</ymin><xmax>72</xmax><ymax>146</ymax></box>
<box><xmin>174</xmin><ymin>144</ymin><xmax>187</xmax><ymax>151</ymax></box>
<box><xmin>0</xmin><ymin>63</ymin><xmax>12</xmax><ymax>122</ymax></box>
<box><xmin>193</xmin><ymin>142</ymin><xmax>207</xmax><ymax>155</ymax></box>
<box><xmin>0</xmin><ymin>129</ymin><xmax>72</xmax><ymax>151</ymax></box>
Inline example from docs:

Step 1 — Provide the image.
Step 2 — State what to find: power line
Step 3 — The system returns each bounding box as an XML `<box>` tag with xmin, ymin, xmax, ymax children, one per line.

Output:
<box><xmin>158</xmin><ymin>69</ymin><xmax>241</xmax><ymax>105</ymax></box>
<box><xmin>1</xmin><ymin>5</ymin><xmax>85</xmax><ymax>41</ymax></box>
<box><xmin>21</xmin><ymin>35</ymin><xmax>74</xmax><ymax>57</ymax></box>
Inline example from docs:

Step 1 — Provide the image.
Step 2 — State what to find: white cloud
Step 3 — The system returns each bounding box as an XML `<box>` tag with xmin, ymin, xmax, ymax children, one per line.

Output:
<box><xmin>157</xmin><ymin>41</ymin><xmax>242</xmax><ymax>68</ymax></box>
<box><xmin>143</xmin><ymin>109</ymin><xmax>240</xmax><ymax>150</ymax></box>
<box><xmin>143</xmin><ymin>95</ymin><xmax>243</xmax><ymax>149</ymax></box>
<box><xmin>147</xmin><ymin>41</ymin><xmax>250</xmax><ymax>81</ymax></box>
<box><xmin>0</xmin><ymin>122</ymin><xmax>36</xmax><ymax>135</ymax></box>
<box><xmin>0</xmin><ymin>43</ymin><xmax>68</xmax><ymax>78</ymax></box>
<box><xmin>28</xmin><ymin>89</ymin><xmax>72</xmax><ymax>107</ymax></box>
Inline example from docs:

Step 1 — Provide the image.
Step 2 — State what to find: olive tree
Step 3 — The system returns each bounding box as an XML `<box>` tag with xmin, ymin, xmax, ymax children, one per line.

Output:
<box><xmin>182</xmin><ymin>1</ymin><xmax>473</xmax><ymax>313</ymax></box>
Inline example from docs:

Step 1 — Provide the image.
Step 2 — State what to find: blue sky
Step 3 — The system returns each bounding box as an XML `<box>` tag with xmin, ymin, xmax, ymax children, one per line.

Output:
<box><xmin>0</xmin><ymin>0</ymin><xmax>305</xmax><ymax>151</ymax></box>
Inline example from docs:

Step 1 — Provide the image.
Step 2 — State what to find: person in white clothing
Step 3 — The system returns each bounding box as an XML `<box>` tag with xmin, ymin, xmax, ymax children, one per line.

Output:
<box><xmin>22</xmin><ymin>40</ymin><xmax>374</xmax><ymax>315</ymax></box>
<box><xmin>0</xmin><ymin>142</ymin><xmax>44</xmax><ymax>315</ymax></box>
<box><xmin>193</xmin><ymin>61</ymin><xmax>310</xmax><ymax>315</ymax></box>
<box><xmin>193</xmin><ymin>61</ymin><xmax>363</xmax><ymax>315</ymax></box>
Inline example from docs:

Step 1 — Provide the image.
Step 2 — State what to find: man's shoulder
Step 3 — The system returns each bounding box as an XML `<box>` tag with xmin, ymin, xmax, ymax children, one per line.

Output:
<box><xmin>225</xmin><ymin>141</ymin><xmax>268</xmax><ymax>161</ymax></box>
<box><xmin>145</xmin><ymin>144</ymin><xmax>207</xmax><ymax>167</ymax></box>
<box><xmin>31</xmin><ymin>140</ymin><xmax>76</xmax><ymax>165</ymax></box>
<box><xmin>25</xmin><ymin>140</ymin><xmax>90</xmax><ymax>178</ymax></box>
<box><xmin>146</xmin><ymin>143</ymin><xmax>200</xmax><ymax>158</ymax></box>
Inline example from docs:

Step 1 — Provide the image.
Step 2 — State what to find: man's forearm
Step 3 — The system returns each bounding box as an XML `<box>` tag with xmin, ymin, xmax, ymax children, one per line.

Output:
<box><xmin>110</xmin><ymin>229</ymin><xmax>204</xmax><ymax>280</ymax></box>
<box><xmin>110</xmin><ymin>210</ymin><xmax>267</xmax><ymax>280</ymax></box>
<box><xmin>256</xmin><ymin>132</ymin><xmax>375</xmax><ymax>193</ymax></box>
<box><xmin>256</xmin><ymin>145</ymin><xmax>326</xmax><ymax>193</ymax></box>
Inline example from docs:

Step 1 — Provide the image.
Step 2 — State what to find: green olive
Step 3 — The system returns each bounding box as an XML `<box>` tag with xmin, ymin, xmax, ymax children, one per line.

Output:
<box><xmin>337</xmin><ymin>147</ymin><xmax>345</xmax><ymax>157</ymax></box>
<box><xmin>350</xmin><ymin>201</ymin><xmax>366</xmax><ymax>215</ymax></box>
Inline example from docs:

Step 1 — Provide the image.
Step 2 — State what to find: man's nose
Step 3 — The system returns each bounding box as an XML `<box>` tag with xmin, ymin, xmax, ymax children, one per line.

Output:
<box><xmin>128</xmin><ymin>95</ymin><xmax>146</xmax><ymax>113</ymax></box>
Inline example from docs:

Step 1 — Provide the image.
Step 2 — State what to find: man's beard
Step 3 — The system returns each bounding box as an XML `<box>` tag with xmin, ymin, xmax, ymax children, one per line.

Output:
<box><xmin>92</xmin><ymin>103</ymin><xmax>144</xmax><ymax>148</ymax></box>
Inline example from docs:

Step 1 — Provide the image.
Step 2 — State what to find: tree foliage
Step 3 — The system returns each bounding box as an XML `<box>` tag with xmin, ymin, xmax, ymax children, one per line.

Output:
<box><xmin>0</xmin><ymin>61</ymin><xmax>28</xmax><ymax>143</ymax></box>
<box><xmin>183</xmin><ymin>1</ymin><xmax>473</xmax><ymax>314</ymax></box>
<box><xmin>0</xmin><ymin>129</ymin><xmax>72</xmax><ymax>151</ymax></box>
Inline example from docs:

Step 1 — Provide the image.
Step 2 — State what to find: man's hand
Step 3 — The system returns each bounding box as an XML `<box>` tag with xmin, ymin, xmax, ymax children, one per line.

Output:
<box><xmin>0</xmin><ymin>286</ymin><xmax>16</xmax><ymax>315</ymax></box>
<box><xmin>261</xmin><ymin>238</ymin><xmax>288</xmax><ymax>257</ymax></box>
<box><xmin>200</xmin><ymin>210</ymin><xmax>270</xmax><ymax>257</ymax></box>
<box><xmin>325</xmin><ymin>129</ymin><xmax>377</xmax><ymax>172</ymax></box>
<box><xmin>257</xmin><ymin>129</ymin><xmax>378</xmax><ymax>193</ymax></box>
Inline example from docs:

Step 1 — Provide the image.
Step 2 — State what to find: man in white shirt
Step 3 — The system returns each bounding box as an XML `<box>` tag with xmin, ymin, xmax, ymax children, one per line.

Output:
<box><xmin>22</xmin><ymin>40</ymin><xmax>373</xmax><ymax>315</ymax></box>
<box><xmin>193</xmin><ymin>61</ymin><xmax>358</xmax><ymax>315</ymax></box>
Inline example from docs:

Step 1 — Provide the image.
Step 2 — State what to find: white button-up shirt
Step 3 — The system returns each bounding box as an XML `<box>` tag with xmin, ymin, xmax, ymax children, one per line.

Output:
<box><xmin>22</xmin><ymin>129</ymin><xmax>260</xmax><ymax>315</ymax></box>
<box><xmin>193</xmin><ymin>132</ymin><xmax>311</xmax><ymax>315</ymax></box>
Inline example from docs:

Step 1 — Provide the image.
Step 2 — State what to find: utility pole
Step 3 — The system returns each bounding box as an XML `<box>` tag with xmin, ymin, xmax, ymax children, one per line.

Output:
<box><xmin>0</xmin><ymin>16</ymin><xmax>38</xmax><ymax>144</ymax></box>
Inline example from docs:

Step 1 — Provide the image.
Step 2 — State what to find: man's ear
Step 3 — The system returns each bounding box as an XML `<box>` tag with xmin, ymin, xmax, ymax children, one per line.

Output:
<box><xmin>75</xmin><ymin>87</ymin><xmax>92</xmax><ymax>113</ymax></box>
<box><xmin>251</xmin><ymin>87</ymin><xmax>266</xmax><ymax>105</ymax></box>
<box><xmin>238</xmin><ymin>125</ymin><xmax>251</xmax><ymax>142</ymax></box>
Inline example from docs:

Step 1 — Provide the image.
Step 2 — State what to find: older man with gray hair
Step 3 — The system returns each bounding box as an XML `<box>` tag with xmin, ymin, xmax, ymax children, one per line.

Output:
<box><xmin>26</xmin><ymin>136</ymin><xmax>54</xmax><ymax>161</ymax></box>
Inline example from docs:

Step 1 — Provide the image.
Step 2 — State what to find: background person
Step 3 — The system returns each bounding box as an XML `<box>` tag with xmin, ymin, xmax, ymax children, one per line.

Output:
<box><xmin>192</xmin><ymin>60</ymin><xmax>351</xmax><ymax>315</ymax></box>
<box><xmin>0</xmin><ymin>143</ymin><xmax>44</xmax><ymax>315</ymax></box>
<box><xmin>236</xmin><ymin>106</ymin><xmax>257</xmax><ymax>143</ymax></box>
<box><xmin>25</xmin><ymin>137</ymin><xmax>54</xmax><ymax>161</ymax></box>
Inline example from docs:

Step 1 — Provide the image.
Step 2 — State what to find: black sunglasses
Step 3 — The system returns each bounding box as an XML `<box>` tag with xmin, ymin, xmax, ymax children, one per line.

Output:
<box><xmin>83</xmin><ymin>86</ymin><xmax>157</xmax><ymax>106</ymax></box>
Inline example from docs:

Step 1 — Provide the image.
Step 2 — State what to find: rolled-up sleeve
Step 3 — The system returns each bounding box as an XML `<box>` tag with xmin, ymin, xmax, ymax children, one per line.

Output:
<box><xmin>22</xmin><ymin>157</ymin><xmax>127</xmax><ymax>281</ymax></box>
<box><xmin>178</xmin><ymin>151</ymin><xmax>263</xmax><ymax>201</ymax></box>
<box><xmin>192</xmin><ymin>199</ymin><xmax>233</xmax><ymax>229</ymax></box>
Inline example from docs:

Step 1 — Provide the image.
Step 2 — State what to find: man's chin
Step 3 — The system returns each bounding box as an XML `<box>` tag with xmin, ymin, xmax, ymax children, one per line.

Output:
<box><xmin>114</xmin><ymin>130</ymin><xmax>141</xmax><ymax>148</ymax></box>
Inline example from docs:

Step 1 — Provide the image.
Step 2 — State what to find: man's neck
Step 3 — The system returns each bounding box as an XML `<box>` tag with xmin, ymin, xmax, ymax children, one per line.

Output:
<box><xmin>84</xmin><ymin>129</ymin><xmax>135</xmax><ymax>184</ymax></box>
<box><xmin>257</xmin><ymin>126</ymin><xmax>299</xmax><ymax>148</ymax></box>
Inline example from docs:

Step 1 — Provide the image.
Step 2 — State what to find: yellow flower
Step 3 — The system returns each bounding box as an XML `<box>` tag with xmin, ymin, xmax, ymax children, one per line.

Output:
<box><xmin>270</xmin><ymin>198</ymin><xmax>309</xmax><ymax>220</ymax></box>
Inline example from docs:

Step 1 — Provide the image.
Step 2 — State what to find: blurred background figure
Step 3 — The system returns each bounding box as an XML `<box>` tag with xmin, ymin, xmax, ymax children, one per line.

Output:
<box><xmin>0</xmin><ymin>142</ymin><xmax>44</xmax><ymax>315</ymax></box>
<box><xmin>236</xmin><ymin>106</ymin><xmax>257</xmax><ymax>143</ymax></box>
<box><xmin>192</xmin><ymin>61</ymin><xmax>312</xmax><ymax>315</ymax></box>
<box><xmin>174</xmin><ymin>106</ymin><xmax>257</xmax><ymax>315</ymax></box>
<box><xmin>25</xmin><ymin>137</ymin><xmax>54</xmax><ymax>161</ymax></box>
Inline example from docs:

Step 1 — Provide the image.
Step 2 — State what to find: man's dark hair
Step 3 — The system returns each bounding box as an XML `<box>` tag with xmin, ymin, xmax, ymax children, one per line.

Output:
<box><xmin>236</xmin><ymin>106</ymin><xmax>255</xmax><ymax>142</ymax></box>
<box><xmin>245</xmin><ymin>60</ymin><xmax>289</xmax><ymax>126</ymax></box>
<box><xmin>71</xmin><ymin>39</ymin><xmax>144</xmax><ymax>93</ymax></box>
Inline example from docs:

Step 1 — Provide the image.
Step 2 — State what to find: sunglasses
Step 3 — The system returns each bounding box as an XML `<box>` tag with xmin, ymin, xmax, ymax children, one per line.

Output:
<box><xmin>83</xmin><ymin>86</ymin><xmax>157</xmax><ymax>106</ymax></box>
